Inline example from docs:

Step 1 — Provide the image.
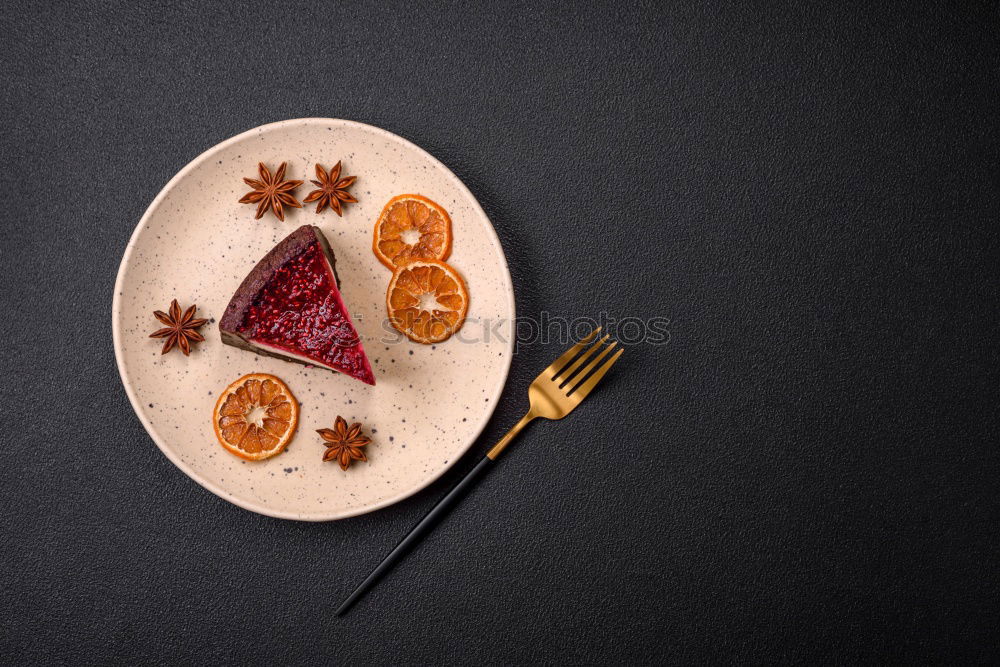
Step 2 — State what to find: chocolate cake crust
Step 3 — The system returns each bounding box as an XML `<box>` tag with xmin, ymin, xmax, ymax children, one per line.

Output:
<box><xmin>219</xmin><ymin>225</ymin><xmax>342</xmax><ymax>353</ymax></box>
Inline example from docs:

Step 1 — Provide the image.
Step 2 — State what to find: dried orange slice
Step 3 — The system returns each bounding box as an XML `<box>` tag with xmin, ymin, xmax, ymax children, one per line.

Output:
<box><xmin>212</xmin><ymin>373</ymin><xmax>299</xmax><ymax>461</ymax></box>
<box><xmin>386</xmin><ymin>259</ymin><xmax>469</xmax><ymax>344</ymax></box>
<box><xmin>373</xmin><ymin>194</ymin><xmax>452</xmax><ymax>270</ymax></box>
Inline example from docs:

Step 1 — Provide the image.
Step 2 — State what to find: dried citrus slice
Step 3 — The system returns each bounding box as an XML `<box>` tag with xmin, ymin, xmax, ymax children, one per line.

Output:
<box><xmin>212</xmin><ymin>373</ymin><xmax>299</xmax><ymax>461</ymax></box>
<box><xmin>386</xmin><ymin>259</ymin><xmax>469</xmax><ymax>344</ymax></box>
<box><xmin>373</xmin><ymin>194</ymin><xmax>452</xmax><ymax>270</ymax></box>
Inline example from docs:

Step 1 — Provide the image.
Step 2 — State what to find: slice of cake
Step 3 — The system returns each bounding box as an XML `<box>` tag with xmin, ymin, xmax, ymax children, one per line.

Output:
<box><xmin>220</xmin><ymin>225</ymin><xmax>376</xmax><ymax>385</ymax></box>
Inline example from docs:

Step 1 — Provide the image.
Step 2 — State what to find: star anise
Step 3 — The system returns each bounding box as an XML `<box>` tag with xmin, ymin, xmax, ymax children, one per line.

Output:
<box><xmin>149</xmin><ymin>299</ymin><xmax>208</xmax><ymax>356</ymax></box>
<box><xmin>303</xmin><ymin>161</ymin><xmax>357</xmax><ymax>216</ymax></box>
<box><xmin>239</xmin><ymin>162</ymin><xmax>303</xmax><ymax>221</ymax></box>
<box><xmin>317</xmin><ymin>416</ymin><xmax>371</xmax><ymax>470</ymax></box>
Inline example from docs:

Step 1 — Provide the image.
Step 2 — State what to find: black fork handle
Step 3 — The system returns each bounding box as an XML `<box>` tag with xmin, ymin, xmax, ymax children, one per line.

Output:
<box><xmin>335</xmin><ymin>456</ymin><xmax>494</xmax><ymax>615</ymax></box>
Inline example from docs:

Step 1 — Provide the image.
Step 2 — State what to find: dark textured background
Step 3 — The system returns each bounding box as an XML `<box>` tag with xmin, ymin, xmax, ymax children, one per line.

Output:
<box><xmin>2</xmin><ymin>1</ymin><xmax>998</xmax><ymax>663</ymax></box>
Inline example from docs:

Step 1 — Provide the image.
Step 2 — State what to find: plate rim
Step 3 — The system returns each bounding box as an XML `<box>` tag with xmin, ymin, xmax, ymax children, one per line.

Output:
<box><xmin>111</xmin><ymin>117</ymin><xmax>515</xmax><ymax>521</ymax></box>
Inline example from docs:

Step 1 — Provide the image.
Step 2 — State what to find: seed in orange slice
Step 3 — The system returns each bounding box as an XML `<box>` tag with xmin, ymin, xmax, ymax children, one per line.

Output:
<box><xmin>212</xmin><ymin>373</ymin><xmax>299</xmax><ymax>461</ymax></box>
<box><xmin>386</xmin><ymin>259</ymin><xmax>469</xmax><ymax>344</ymax></box>
<box><xmin>373</xmin><ymin>194</ymin><xmax>452</xmax><ymax>270</ymax></box>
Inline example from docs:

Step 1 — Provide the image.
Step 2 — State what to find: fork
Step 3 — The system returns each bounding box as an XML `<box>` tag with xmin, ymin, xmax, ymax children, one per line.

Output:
<box><xmin>336</xmin><ymin>327</ymin><xmax>623</xmax><ymax>615</ymax></box>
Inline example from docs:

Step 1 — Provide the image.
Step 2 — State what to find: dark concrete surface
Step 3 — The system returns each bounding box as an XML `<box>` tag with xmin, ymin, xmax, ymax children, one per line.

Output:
<box><xmin>2</xmin><ymin>1</ymin><xmax>998</xmax><ymax>663</ymax></box>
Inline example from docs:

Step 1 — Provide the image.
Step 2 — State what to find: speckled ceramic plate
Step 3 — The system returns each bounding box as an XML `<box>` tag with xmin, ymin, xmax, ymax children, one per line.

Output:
<box><xmin>112</xmin><ymin>119</ymin><xmax>514</xmax><ymax>521</ymax></box>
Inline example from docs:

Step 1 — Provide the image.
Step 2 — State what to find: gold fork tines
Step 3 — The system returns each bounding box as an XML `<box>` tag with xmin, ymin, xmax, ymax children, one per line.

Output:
<box><xmin>486</xmin><ymin>327</ymin><xmax>624</xmax><ymax>460</ymax></box>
